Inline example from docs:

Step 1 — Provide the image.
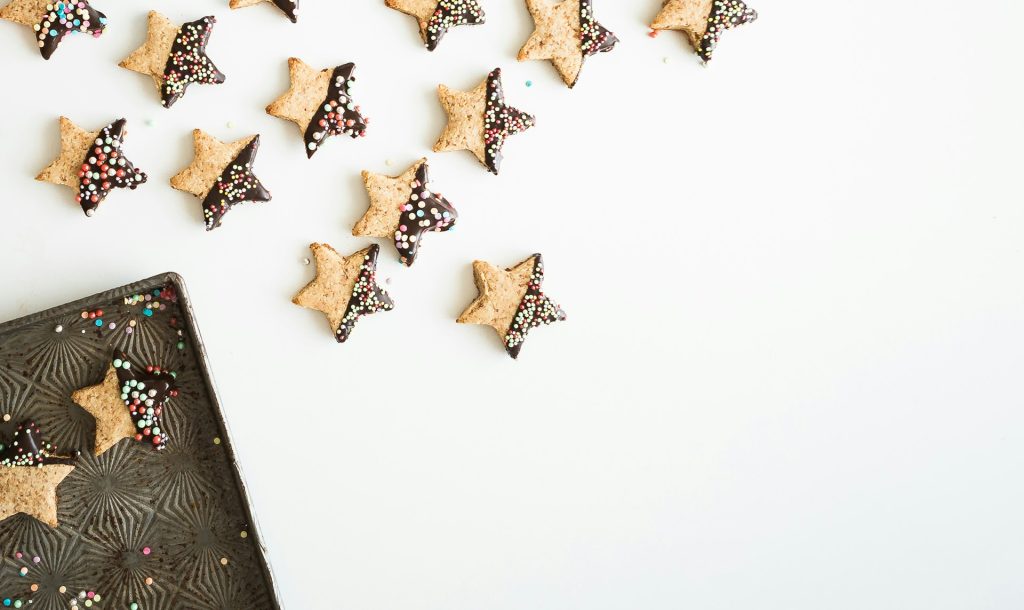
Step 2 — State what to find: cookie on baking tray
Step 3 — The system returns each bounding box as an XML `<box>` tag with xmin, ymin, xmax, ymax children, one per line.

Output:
<box><xmin>0</xmin><ymin>421</ymin><xmax>77</xmax><ymax>527</ymax></box>
<box><xmin>119</xmin><ymin>11</ymin><xmax>225</xmax><ymax>108</ymax></box>
<box><xmin>518</xmin><ymin>0</ymin><xmax>618</xmax><ymax>88</ymax></box>
<box><xmin>266</xmin><ymin>57</ymin><xmax>368</xmax><ymax>158</ymax></box>
<box><xmin>385</xmin><ymin>0</ymin><xmax>485</xmax><ymax>51</ymax></box>
<box><xmin>230</xmin><ymin>0</ymin><xmax>298</xmax><ymax>23</ymax></box>
<box><xmin>354</xmin><ymin>158</ymin><xmax>458</xmax><ymax>267</ymax></box>
<box><xmin>0</xmin><ymin>0</ymin><xmax>107</xmax><ymax>59</ymax></box>
<box><xmin>71</xmin><ymin>351</ymin><xmax>178</xmax><ymax>454</ymax></box>
<box><xmin>36</xmin><ymin>117</ymin><xmax>147</xmax><ymax>217</ymax></box>
<box><xmin>293</xmin><ymin>243</ymin><xmax>394</xmax><ymax>343</ymax></box>
<box><xmin>458</xmin><ymin>253</ymin><xmax>566</xmax><ymax>359</ymax></box>
<box><xmin>170</xmin><ymin>129</ymin><xmax>272</xmax><ymax>231</ymax></box>
<box><xmin>651</xmin><ymin>0</ymin><xmax>757</xmax><ymax>63</ymax></box>
<box><xmin>434</xmin><ymin>67</ymin><xmax>535</xmax><ymax>175</ymax></box>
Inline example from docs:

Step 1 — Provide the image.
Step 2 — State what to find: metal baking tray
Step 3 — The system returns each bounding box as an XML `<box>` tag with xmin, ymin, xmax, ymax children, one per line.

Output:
<box><xmin>0</xmin><ymin>273</ymin><xmax>280</xmax><ymax>609</ymax></box>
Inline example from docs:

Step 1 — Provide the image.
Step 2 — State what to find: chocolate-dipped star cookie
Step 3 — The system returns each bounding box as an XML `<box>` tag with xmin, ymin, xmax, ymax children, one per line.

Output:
<box><xmin>170</xmin><ymin>129</ymin><xmax>272</xmax><ymax>231</ymax></box>
<box><xmin>293</xmin><ymin>243</ymin><xmax>394</xmax><ymax>343</ymax></box>
<box><xmin>434</xmin><ymin>67</ymin><xmax>535</xmax><ymax>175</ymax></box>
<box><xmin>518</xmin><ymin>0</ymin><xmax>618</xmax><ymax>88</ymax></box>
<box><xmin>230</xmin><ymin>0</ymin><xmax>298</xmax><ymax>23</ymax></box>
<box><xmin>36</xmin><ymin>117</ymin><xmax>147</xmax><ymax>217</ymax></box>
<box><xmin>119</xmin><ymin>12</ymin><xmax>226</xmax><ymax>108</ymax></box>
<box><xmin>386</xmin><ymin>0</ymin><xmax>485</xmax><ymax>51</ymax></box>
<box><xmin>0</xmin><ymin>421</ymin><xmax>76</xmax><ymax>527</ymax></box>
<box><xmin>651</xmin><ymin>0</ymin><xmax>757</xmax><ymax>63</ymax></box>
<box><xmin>354</xmin><ymin>159</ymin><xmax>458</xmax><ymax>267</ymax></box>
<box><xmin>0</xmin><ymin>0</ymin><xmax>106</xmax><ymax>59</ymax></box>
<box><xmin>458</xmin><ymin>254</ymin><xmax>566</xmax><ymax>359</ymax></box>
<box><xmin>266</xmin><ymin>58</ymin><xmax>368</xmax><ymax>158</ymax></box>
<box><xmin>71</xmin><ymin>352</ymin><xmax>177</xmax><ymax>453</ymax></box>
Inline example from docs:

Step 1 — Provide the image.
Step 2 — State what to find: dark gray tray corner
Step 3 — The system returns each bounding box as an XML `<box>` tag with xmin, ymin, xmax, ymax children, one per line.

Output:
<box><xmin>0</xmin><ymin>272</ymin><xmax>282</xmax><ymax>610</ymax></box>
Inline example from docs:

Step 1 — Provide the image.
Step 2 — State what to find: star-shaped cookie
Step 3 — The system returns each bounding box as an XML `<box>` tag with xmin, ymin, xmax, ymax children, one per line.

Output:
<box><xmin>354</xmin><ymin>158</ymin><xmax>458</xmax><ymax>267</ymax></box>
<box><xmin>266</xmin><ymin>58</ymin><xmax>368</xmax><ymax>158</ymax></box>
<box><xmin>0</xmin><ymin>421</ymin><xmax>76</xmax><ymax>527</ymax></box>
<box><xmin>36</xmin><ymin>117</ymin><xmax>148</xmax><ymax>217</ymax></box>
<box><xmin>0</xmin><ymin>0</ymin><xmax>107</xmax><ymax>59</ymax></box>
<box><xmin>518</xmin><ymin>0</ymin><xmax>618</xmax><ymax>88</ymax></box>
<box><xmin>385</xmin><ymin>0</ymin><xmax>485</xmax><ymax>51</ymax></box>
<box><xmin>434</xmin><ymin>67</ymin><xmax>535</xmax><ymax>175</ymax></box>
<box><xmin>651</xmin><ymin>0</ymin><xmax>757</xmax><ymax>63</ymax></box>
<box><xmin>119</xmin><ymin>12</ymin><xmax>226</xmax><ymax>108</ymax></box>
<box><xmin>458</xmin><ymin>254</ymin><xmax>566</xmax><ymax>359</ymax></box>
<box><xmin>170</xmin><ymin>129</ymin><xmax>272</xmax><ymax>231</ymax></box>
<box><xmin>293</xmin><ymin>243</ymin><xmax>394</xmax><ymax>343</ymax></box>
<box><xmin>230</xmin><ymin>0</ymin><xmax>298</xmax><ymax>23</ymax></box>
<box><xmin>72</xmin><ymin>352</ymin><xmax>177</xmax><ymax>453</ymax></box>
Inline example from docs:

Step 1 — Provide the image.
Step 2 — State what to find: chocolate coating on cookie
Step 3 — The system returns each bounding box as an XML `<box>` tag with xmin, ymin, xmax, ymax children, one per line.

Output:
<box><xmin>112</xmin><ymin>352</ymin><xmax>177</xmax><ymax>450</ymax></box>
<box><xmin>504</xmin><ymin>254</ymin><xmax>565</xmax><ymax>358</ymax></box>
<box><xmin>0</xmin><ymin>421</ymin><xmax>75</xmax><ymax>467</ymax></box>
<box><xmin>336</xmin><ymin>244</ymin><xmax>394</xmax><ymax>342</ymax></box>
<box><xmin>698</xmin><ymin>0</ymin><xmax>757</xmax><ymax>62</ymax></box>
<box><xmin>34</xmin><ymin>0</ymin><xmax>106</xmax><ymax>60</ymax></box>
<box><xmin>426</xmin><ymin>0</ymin><xmax>485</xmax><ymax>51</ymax></box>
<box><xmin>579</xmin><ymin>0</ymin><xmax>617</xmax><ymax>57</ymax></box>
<box><xmin>161</xmin><ymin>16</ymin><xmax>226</xmax><ymax>108</ymax></box>
<box><xmin>395</xmin><ymin>164</ymin><xmax>457</xmax><ymax>266</ymax></box>
<box><xmin>201</xmin><ymin>136</ymin><xmax>272</xmax><ymax>230</ymax></box>
<box><xmin>484</xmin><ymin>68</ymin><xmax>535</xmax><ymax>175</ymax></box>
<box><xmin>304</xmin><ymin>63</ymin><xmax>367</xmax><ymax>158</ymax></box>
<box><xmin>77</xmin><ymin>119</ymin><xmax>147</xmax><ymax>217</ymax></box>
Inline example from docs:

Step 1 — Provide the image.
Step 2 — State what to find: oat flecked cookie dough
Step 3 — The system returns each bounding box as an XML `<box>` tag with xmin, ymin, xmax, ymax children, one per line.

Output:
<box><xmin>230</xmin><ymin>0</ymin><xmax>298</xmax><ymax>23</ymax></box>
<box><xmin>0</xmin><ymin>421</ymin><xmax>76</xmax><ymax>528</ymax></box>
<box><xmin>170</xmin><ymin>130</ymin><xmax>272</xmax><ymax>231</ymax></box>
<box><xmin>354</xmin><ymin>158</ymin><xmax>458</xmax><ymax>267</ymax></box>
<box><xmin>266</xmin><ymin>58</ymin><xmax>368</xmax><ymax>158</ymax></box>
<box><xmin>458</xmin><ymin>254</ymin><xmax>566</xmax><ymax>359</ymax></box>
<box><xmin>293</xmin><ymin>243</ymin><xmax>394</xmax><ymax>343</ymax></box>
<box><xmin>37</xmin><ymin>117</ymin><xmax>147</xmax><ymax>217</ymax></box>
<box><xmin>119</xmin><ymin>12</ymin><xmax>226</xmax><ymax>108</ymax></box>
<box><xmin>651</xmin><ymin>0</ymin><xmax>757</xmax><ymax>63</ymax></box>
<box><xmin>518</xmin><ymin>0</ymin><xmax>618</xmax><ymax>88</ymax></box>
<box><xmin>0</xmin><ymin>0</ymin><xmax>107</xmax><ymax>59</ymax></box>
<box><xmin>434</xmin><ymin>67</ymin><xmax>535</xmax><ymax>175</ymax></box>
<box><xmin>385</xmin><ymin>0</ymin><xmax>485</xmax><ymax>51</ymax></box>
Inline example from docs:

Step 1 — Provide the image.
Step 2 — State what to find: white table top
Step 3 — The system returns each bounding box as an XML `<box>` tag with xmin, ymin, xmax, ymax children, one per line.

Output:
<box><xmin>2</xmin><ymin>1</ymin><xmax>1022</xmax><ymax>608</ymax></box>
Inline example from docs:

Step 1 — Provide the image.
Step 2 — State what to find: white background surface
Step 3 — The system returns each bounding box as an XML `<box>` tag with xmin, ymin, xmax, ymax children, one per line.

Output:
<box><xmin>2</xmin><ymin>1</ymin><xmax>1024</xmax><ymax>608</ymax></box>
